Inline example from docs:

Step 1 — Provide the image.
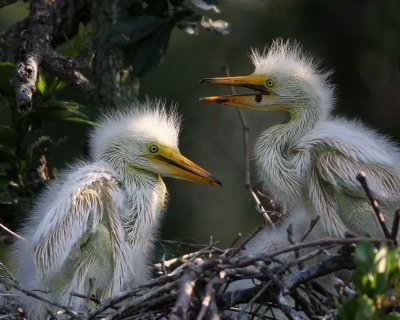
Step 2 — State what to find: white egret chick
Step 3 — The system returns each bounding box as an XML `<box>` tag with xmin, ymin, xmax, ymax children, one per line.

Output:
<box><xmin>12</xmin><ymin>100</ymin><xmax>221</xmax><ymax>319</ymax></box>
<box><xmin>201</xmin><ymin>39</ymin><xmax>400</xmax><ymax>239</ymax></box>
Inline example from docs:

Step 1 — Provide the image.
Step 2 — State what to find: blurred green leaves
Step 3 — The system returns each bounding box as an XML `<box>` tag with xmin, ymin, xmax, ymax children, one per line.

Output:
<box><xmin>340</xmin><ymin>241</ymin><xmax>400</xmax><ymax>320</ymax></box>
<box><xmin>109</xmin><ymin>0</ymin><xmax>229</xmax><ymax>77</ymax></box>
<box><xmin>0</xmin><ymin>61</ymin><xmax>98</xmax><ymax>229</ymax></box>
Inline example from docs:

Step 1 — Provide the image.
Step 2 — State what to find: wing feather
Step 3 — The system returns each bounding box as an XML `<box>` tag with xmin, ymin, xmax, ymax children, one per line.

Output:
<box><xmin>314</xmin><ymin>146</ymin><xmax>400</xmax><ymax>200</ymax></box>
<box><xmin>21</xmin><ymin>163</ymin><xmax>125</xmax><ymax>279</ymax></box>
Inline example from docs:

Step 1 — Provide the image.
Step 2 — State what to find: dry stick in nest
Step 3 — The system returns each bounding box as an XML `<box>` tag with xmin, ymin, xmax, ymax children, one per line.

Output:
<box><xmin>195</xmin><ymin>276</ymin><xmax>224</xmax><ymax>320</ymax></box>
<box><xmin>0</xmin><ymin>278</ymin><xmax>84</xmax><ymax>320</ymax></box>
<box><xmin>356</xmin><ymin>171</ymin><xmax>391</xmax><ymax>238</ymax></box>
<box><xmin>221</xmin><ymin>65</ymin><xmax>274</xmax><ymax>227</ymax></box>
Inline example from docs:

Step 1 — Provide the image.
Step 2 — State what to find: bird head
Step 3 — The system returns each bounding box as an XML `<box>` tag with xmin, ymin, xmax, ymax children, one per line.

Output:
<box><xmin>90</xmin><ymin>100</ymin><xmax>221</xmax><ymax>187</ymax></box>
<box><xmin>200</xmin><ymin>39</ymin><xmax>334</xmax><ymax>117</ymax></box>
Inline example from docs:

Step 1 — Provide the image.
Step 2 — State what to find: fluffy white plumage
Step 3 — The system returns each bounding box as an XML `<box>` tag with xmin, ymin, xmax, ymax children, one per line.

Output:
<box><xmin>12</xmin><ymin>100</ymin><xmax>220</xmax><ymax>318</ymax></box>
<box><xmin>202</xmin><ymin>38</ymin><xmax>400</xmax><ymax>318</ymax></box>
<box><xmin>203</xmin><ymin>39</ymin><xmax>400</xmax><ymax>239</ymax></box>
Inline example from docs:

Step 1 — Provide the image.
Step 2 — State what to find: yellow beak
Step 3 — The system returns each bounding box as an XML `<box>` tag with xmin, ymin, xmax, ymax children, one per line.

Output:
<box><xmin>200</xmin><ymin>75</ymin><xmax>269</xmax><ymax>93</ymax></box>
<box><xmin>199</xmin><ymin>74</ymin><xmax>277</xmax><ymax>111</ymax></box>
<box><xmin>153</xmin><ymin>147</ymin><xmax>222</xmax><ymax>188</ymax></box>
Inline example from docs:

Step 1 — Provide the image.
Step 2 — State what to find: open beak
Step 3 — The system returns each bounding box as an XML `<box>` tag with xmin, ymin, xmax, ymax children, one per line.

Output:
<box><xmin>200</xmin><ymin>75</ymin><xmax>268</xmax><ymax>92</ymax></box>
<box><xmin>154</xmin><ymin>148</ymin><xmax>222</xmax><ymax>187</ymax></box>
<box><xmin>199</xmin><ymin>75</ymin><xmax>273</xmax><ymax>111</ymax></box>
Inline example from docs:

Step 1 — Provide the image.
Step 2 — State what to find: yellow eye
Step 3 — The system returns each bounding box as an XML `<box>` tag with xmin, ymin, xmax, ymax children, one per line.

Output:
<box><xmin>266</xmin><ymin>79</ymin><xmax>274</xmax><ymax>87</ymax></box>
<box><xmin>149</xmin><ymin>145</ymin><xmax>159</xmax><ymax>153</ymax></box>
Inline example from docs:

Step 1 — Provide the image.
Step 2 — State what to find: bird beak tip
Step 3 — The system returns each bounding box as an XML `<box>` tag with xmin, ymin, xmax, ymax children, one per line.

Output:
<box><xmin>200</xmin><ymin>96</ymin><xmax>230</xmax><ymax>104</ymax></box>
<box><xmin>211</xmin><ymin>177</ymin><xmax>223</xmax><ymax>188</ymax></box>
<box><xmin>199</xmin><ymin>78</ymin><xmax>210</xmax><ymax>84</ymax></box>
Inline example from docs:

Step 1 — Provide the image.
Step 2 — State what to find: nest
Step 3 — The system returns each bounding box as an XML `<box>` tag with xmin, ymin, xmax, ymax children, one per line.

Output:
<box><xmin>4</xmin><ymin>231</ymin><xmax>391</xmax><ymax>320</ymax></box>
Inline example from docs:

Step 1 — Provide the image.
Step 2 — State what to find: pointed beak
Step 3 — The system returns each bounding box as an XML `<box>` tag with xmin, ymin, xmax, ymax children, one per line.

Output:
<box><xmin>200</xmin><ymin>75</ymin><xmax>273</xmax><ymax>111</ymax></box>
<box><xmin>200</xmin><ymin>75</ymin><xmax>268</xmax><ymax>92</ymax></box>
<box><xmin>199</xmin><ymin>94</ymin><xmax>271</xmax><ymax>111</ymax></box>
<box><xmin>154</xmin><ymin>148</ymin><xmax>222</xmax><ymax>187</ymax></box>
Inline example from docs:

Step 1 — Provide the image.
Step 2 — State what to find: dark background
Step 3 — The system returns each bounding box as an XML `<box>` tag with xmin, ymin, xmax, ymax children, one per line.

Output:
<box><xmin>1</xmin><ymin>0</ymin><xmax>400</xmax><ymax>248</ymax></box>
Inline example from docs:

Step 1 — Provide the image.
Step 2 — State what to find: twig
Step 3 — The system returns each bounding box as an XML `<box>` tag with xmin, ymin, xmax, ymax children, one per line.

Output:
<box><xmin>169</xmin><ymin>241</ymin><xmax>221</xmax><ymax>276</ymax></box>
<box><xmin>170</xmin><ymin>258</ymin><xmax>203</xmax><ymax>319</ymax></box>
<box><xmin>0</xmin><ymin>262</ymin><xmax>17</xmax><ymax>282</ymax></box>
<box><xmin>160</xmin><ymin>239</ymin><xmax>225</xmax><ymax>253</ymax></box>
<box><xmin>237</xmin><ymin>281</ymin><xmax>271</xmax><ymax>319</ymax></box>
<box><xmin>42</xmin><ymin>49</ymin><xmax>94</xmax><ymax>94</ymax></box>
<box><xmin>229</xmin><ymin>236</ymin><xmax>390</xmax><ymax>268</ymax></box>
<box><xmin>105</xmin><ymin>281</ymin><xmax>178</xmax><ymax>320</ymax></box>
<box><xmin>0</xmin><ymin>223</ymin><xmax>24</xmax><ymax>240</ymax></box>
<box><xmin>356</xmin><ymin>171</ymin><xmax>391</xmax><ymax>238</ymax></box>
<box><xmin>0</xmin><ymin>278</ymin><xmax>84</xmax><ymax>320</ymax></box>
<box><xmin>284</xmin><ymin>252</ymin><xmax>354</xmax><ymax>290</ymax></box>
<box><xmin>300</xmin><ymin>217</ymin><xmax>320</xmax><ymax>242</ymax></box>
<box><xmin>196</xmin><ymin>277</ymin><xmax>222</xmax><ymax>320</ymax></box>
<box><xmin>221</xmin><ymin>64</ymin><xmax>274</xmax><ymax>227</ymax></box>
<box><xmin>69</xmin><ymin>291</ymin><xmax>100</xmax><ymax>306</ymax></box>
<box><xmin>391</xmin><ymin>209</ymin><xmax>400</xmax><ymax>242</ymax></box>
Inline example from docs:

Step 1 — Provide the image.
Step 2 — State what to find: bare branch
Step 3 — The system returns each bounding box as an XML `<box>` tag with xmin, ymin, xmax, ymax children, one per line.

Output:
<box><xmin>169</xmin><ymin>258</ymin><xmax>203</xmax><ymax>319</ymax></box>
<box><xmin>391</xmin><ymin>209</ymin><xmax>400</xmax><ymax>242</ymax></box>
<box><xmin>356</xmin><ymin>172</ymin><xmax>391</xmax><ymax>238</ymax></box>
<box><xmin>10</xmin><ymin>0</ymin><xmax>54</xmax><ymax>111</ymax></box>
<box><xmin>0</xmin><ymin>278</ymin><xmax>84</xmax><ymax>320</ymax></box>
<box><xmin>42</xmin><ymin>49</ymin><xmax>94</xmax><ymax>94</ymax></box>
<box><xmin>8</xmin><ymin>0</ymin><xmax>94</xmax><ymax>111</ymax></box>
<box><xmin>0</xmin><ymin>223</ymin><xmax>24</xmax><ymax>240</ymax></box>
<box><xmin>195</xmin><ymin>277</ymin><xmax>222</xmax><ymax>320</ymax></box>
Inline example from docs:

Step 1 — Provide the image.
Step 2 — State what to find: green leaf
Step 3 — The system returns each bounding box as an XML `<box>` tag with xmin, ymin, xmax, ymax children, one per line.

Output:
<box><xmin>0</xmin><ymin>126</ymin><xmax>18</xmax><ymax>148</ymax></box>
<box><xmin>109</xmin><ymin>15</ymin><xmax>164</xmax><ymax>47</ymax></box>
<box><xmin>26</xmin><ymin>136</ymin><xmax>52</xmax><ymax>160</ymax></box>
<box><xmin>374</xmin><ymin>245</ymin><xmax>390</xmax><ymax>294</ymax></box>
<box><xmin>339</xmin><ymin>297</ymin><xmax>359</xmax><ymax>320</ymax></box>
<box><xmin>355</xmin><ymin>241</ymin><xmax>375</xmax><ymax>269</ymax></box>
<box><xmin>133</xmin><ymin>22</ymin><xmax>173</xmax><ymax>77</ymax></box>
<box><xmin>36</xmin><ymin>72</ymin><xmax>47</xmax><ymax>94</ymax></box>
<box><xmin>78</xmin><ymin>22</ymin><xmax>85</xmax><ymax>38</ymax></box>
<box><xmin>0</xmin><ymin>62</ymin><xmax>15</xmax><ymax>97</ymax></box>
<box><xmin>356</xmin><ymin>295</ymin><xmax>376</xmax><ymax>319</ymax></box>
<box><xmin>35</xmin><ymin>101</ymin><xmax>98</xmax><ymax>125</ymax></box>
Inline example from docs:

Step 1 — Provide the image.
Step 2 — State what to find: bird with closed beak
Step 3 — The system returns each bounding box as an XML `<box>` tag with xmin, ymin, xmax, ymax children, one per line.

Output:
<box><xmin>12</xmin><ymin>100</ymin><xmax>221</xmax><ymax>319</ymax></box>
<box><xmin>201</xmin><ymin>39</ymin><xmax>400</xmax><ymax>243</ymax></box>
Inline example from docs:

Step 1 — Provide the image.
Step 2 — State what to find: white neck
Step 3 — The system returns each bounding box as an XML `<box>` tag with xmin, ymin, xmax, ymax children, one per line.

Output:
<box><xmin>255</xmin><ymin>101</ymin><xmax>325</xmax><ymax>205</ymax></box>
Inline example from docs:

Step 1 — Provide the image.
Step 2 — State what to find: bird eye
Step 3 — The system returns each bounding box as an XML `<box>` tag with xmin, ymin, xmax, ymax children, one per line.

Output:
<box><xmin>149</xmin><ymin>145</ymin><xmax>159</xmax><ymax>153</ymax></box>
<box><xmin>266</xmin><ymin>79</ymin><xmax>274</xmax><ymax>87</ymax></box>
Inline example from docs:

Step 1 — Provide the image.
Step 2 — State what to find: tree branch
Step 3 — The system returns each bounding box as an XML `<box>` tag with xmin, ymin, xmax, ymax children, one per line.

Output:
<box><xmin>10</xmin><ymin>0</ymin><xmax>54</xmax><ymax>111</ymax></box>
<box><xmin>356</xmin><ymin>172</ymin><xmax>391</xmax><ymax>238</ymax></box>
<box><xmin>4</xmin><ymin>0</ymin><xmax>94</xmax><ymax>111</ymax></box>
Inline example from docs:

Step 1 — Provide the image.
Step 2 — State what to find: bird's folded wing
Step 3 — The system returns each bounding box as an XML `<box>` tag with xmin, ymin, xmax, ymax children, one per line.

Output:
<box><xmin>304</xmin><ymin>141</ymin><xmax>400</xmax><ymax>237</ymax></box>
<box><xmin>315</xmin><ymin>149</ymin><xmax>400</xmax><ymax>200</ymax></box>
<box><xmin>31</xmin><ymin>168</ymin><xmax>126</xmax><ymax>278</ymax></box>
